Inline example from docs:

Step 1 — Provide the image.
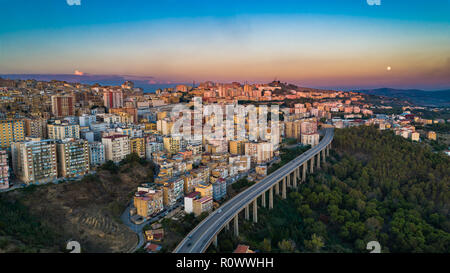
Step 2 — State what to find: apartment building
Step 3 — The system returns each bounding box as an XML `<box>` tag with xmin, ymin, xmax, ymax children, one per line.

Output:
<box><xmin>88</xmin><ymin>142</ymin><xmax>105</xmax><ymax>166</ymax></box>
<box><xmin>57</xmin><ymin>139</ymin><xmax>90</xmax><ymax>178</ymax></box>
<box><xmin>145</xmin><ymin>142</ymin><xmax>164</xmax><ymax>160</ymax></box>
<box><xmin>47</xmin><ymin>121</ymin><xmax>80</xmax><ymax>140</ymax></box>
<box><xmin>130</xmin><ymin>137</ymin><xmax>146</xmax><ymax>158</ymax></box>
<box><xmin>11</xmin><ymin>138</ymin><xmax>58</xmax><ymax>184</ymax></box>
<box><xmin>24</xmin><ymin>118</ymin><xmax>47</xmax><ymax>138</ymax></box>
<box><xmin>163</xmin><ymin>136</ymin><xmax>182</xmax><ymax>154</ymax></box>
<box><xmin>245</xmin><ymin>141</ymin><xmax>274</xmax><ymax>163</ymax></box>
<box><xmin>212</xmin><ymin>178</ymin><xmax>227</xmax><ymax>200</ymax></box>
<box><xmin>102</xmin><ymin>134</ymin><xmax>130</xmax><ymax>163</ymax></box>
<box><xmin>195</xmin><ymin>182</ymin><xmax>213</xmax><ymax>198</ymax></box>
<box><xmin>193</xmin><ymin>196</ymin><xmax>213</xmax><ymax>216</ymax></box>
<box><xmin>103</xmin><ymin>89</ymin><xmax>123</xmax><ymax>109</ymax></box>
<box><xmin>0</xmin><ymin>119</ymin><xmax>25</xmax><ymax>148</ymax></box>
<box><xmin>0</xmin><ymin>150</ymin><xmax>9</xmax><ymax>189</ymax></box>
<box><xmin>51</xmin><ymin>94</ymin><xmax>75</xmax><ymax>117</ymax></box>
<box><xmin>156</xmin><ymin>177</ymin><xmax>184</xmax><ymax>207</ymax></box>
<box><xmin>183</xmin><ymin>173</ymin><xmax>203</xmax><ymax>194</ymax></box>
<box><xmin>229</xmin><ymin>140</ymin><xmax>245</xmax><ymax>155</ymax></box>
<box><xmin>134</xmin><ymin>188</ymin><xmax>164</xmax><ymax>218</ymax></box>
<box><xmin>184</xmin><ymin>191</ymin><xmax>200</xmax><ymax>214</ymax></box>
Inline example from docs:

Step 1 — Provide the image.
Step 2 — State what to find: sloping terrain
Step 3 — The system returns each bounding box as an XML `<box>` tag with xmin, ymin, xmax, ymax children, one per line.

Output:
<box><xmin>0</xmin><ymin>159</ymin><xmax>153</xmax><ymax>253</ymax></box>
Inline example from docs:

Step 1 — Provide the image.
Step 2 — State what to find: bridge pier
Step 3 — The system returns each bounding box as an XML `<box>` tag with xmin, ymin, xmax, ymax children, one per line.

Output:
<box><xmin>253</xmin><ymin>199</ymin><xmax>258</xmax><ymax>223</ymax></box>
<box><xmin>326</xmin><ymin>144</ymin><xmax>330</xmax><ymax>156</ymax></box>
<box><xmin>322</xmin><ymin>149</ymin><xmax>326</xmax><ymax>163</ymax></box>
<box><xmin>262</xmin><ymin>191</ymin><xmax>266</xmax><ymax>207</ymax></box>
<box><xmin>293</xmin><ymin>169</ymin><xmax>297</xmax><ymax>188</ymax></box>
<box><xmin>234</xmin><ymin>215</ymin><xmax>239</xmax><ymax>237</ymax></box>
<box><xmin>213</xmin><ymin>235</ymin><xmax>218</xmax><ymax>247</ymax></box>
<box><xmin>269</xmin><ymin>187</ymin><xmax>273</xmax><ymax>209</ymax></box>
<box><xmin>293</xmin><ymin>168</ymin><xmax>298</xmax><ymax>188</ymax></box>
<box><xmin>317</xmin><ymin>151</ymin><xmax>321</xmax><ymax>169</ymax></box>
<box><xmin>302</xmin><ymin>163</ymin><xmax>307</xmax><ymax>182</ymax></box>
<box><xmin>245</xmin><ymin>205</ymin><xmax>250</xmax><ymax>220</ymax></box>
<box><xmin>287</xmin><ymin>173</ymin><xmax>291</xmax><ymax>188</ymax></box>
<box><xmin>282</xmin><ymin>177</ymin><xmax>287</xmax><ymax>199</ymax></box>
<box><xmin>225</xmin><ymin>221</ymin><xmax>229</xmax><ymax>231</ymax></box>
<box><xmin>275</xmin><ymin>181</ymin><xmax>280</xmax><ymax>195</ymax></box>
<box><xmin>310</xmin><ymin>157</ymin><xmax>314</xmax><ymax>173</ymax></box>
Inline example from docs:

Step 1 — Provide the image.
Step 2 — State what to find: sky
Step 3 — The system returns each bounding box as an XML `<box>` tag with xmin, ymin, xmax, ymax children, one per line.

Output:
<box><xmin>0</xmin><ymin>0</ymin><xmax>449</xmax><ymax>90</ymax></box>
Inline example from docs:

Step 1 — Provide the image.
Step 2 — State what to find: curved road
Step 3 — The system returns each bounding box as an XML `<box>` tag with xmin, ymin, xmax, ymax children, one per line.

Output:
<box><xmin>174</xmin><ymin>128</ymin><xmax>334</xmax><ymax>253</ymax></box>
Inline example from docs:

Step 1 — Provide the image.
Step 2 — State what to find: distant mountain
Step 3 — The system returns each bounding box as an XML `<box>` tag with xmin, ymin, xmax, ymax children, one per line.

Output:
<box><xmin>0</xmin><ymin>74</ymin><xmax>182</xmax><ymax>92</ymax></box>
<box><xmin>355</xmin><ymin>88</ymin><xmax>450</xmax><ymax>107</ymax></box>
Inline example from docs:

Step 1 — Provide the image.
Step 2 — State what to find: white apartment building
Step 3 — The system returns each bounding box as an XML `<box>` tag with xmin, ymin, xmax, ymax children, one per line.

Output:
<box><xmin>47</xmin><ymin>121</ymin><xmax>80</xmax><ymax>140</ymax></box>
<box><xmin>102</xmin><ymin>135</ymin><xmax>130</xmax><ymax>163</ymax></box>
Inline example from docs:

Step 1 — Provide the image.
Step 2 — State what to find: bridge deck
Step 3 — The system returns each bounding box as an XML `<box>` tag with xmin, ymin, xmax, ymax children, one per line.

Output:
<box><xmin>174</xmin><ymin>128</ymin><xmax>334</xmax><ymax>253</ymax></box>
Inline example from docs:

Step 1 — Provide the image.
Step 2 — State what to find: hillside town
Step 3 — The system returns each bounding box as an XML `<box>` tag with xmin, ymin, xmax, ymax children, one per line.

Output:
<box><xmin>0</xmin><ymin>78</ymin><xmax>449</xmax><ymax>252</ymax></box>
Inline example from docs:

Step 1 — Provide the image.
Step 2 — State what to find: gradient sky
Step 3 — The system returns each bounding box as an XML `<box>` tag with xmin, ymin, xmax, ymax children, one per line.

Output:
<box><xmin>0</xmin><ymin>0</ymin><xmax>449</xmax><ymax>90</ymax></box>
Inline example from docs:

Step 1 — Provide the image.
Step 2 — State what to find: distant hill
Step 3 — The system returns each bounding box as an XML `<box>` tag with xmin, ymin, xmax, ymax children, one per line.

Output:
<box><xmin>355</xmin><ymin>88</ymin><xmax>450</xmax><ymax>107</ymax></box>
<box><xmin>0</xmin><ymin>74</ymin><xmax>181</xmax><ymax>92</ymax></box>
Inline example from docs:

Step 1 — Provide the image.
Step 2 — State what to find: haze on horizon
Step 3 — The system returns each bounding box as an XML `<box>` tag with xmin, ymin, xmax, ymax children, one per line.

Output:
<box><xmin>0</xmin><ymin>0</ymin><xmax>449</xmax><ymax>90</ymax></box>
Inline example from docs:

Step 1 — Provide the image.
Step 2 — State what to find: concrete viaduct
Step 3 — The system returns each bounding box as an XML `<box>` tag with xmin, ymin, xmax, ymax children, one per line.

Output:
<box><xmin>174</xmin><ymin>128</ymin><xmax>334</xmax><ymax>253</ymax></box>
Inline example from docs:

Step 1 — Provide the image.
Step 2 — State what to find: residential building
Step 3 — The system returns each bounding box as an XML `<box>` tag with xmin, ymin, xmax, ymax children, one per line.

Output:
<box><xmin>24</xmin><ymin>118</ymin><xmax>47</xmax><ymax>138</ymax></box>
<box><xmin>0</xmin><ymin>150</ymin><xmax>9</xmax><ymax>189</ymax></box>
<box><xmin>146</xmin><ymin>142</ymin><xmax>164</xmax><ymax>160</ymax></box>
<box><xmin>47</xmin><ymin>121</ymin><xmax>80</xmax><ymax>140</ymax></box>
<box><xmin>130</xmin><ymin>137</ymin><xmax>146</xmax><ymax>158</ymax></box>
<box><xmin>245</xmin><ymin>141</ymin><xmax>274</xmax><ymax>163</ymax></box>
<box><xmin>57</xmin><ymin>139</ymin><xmax>90</xmax><ymax>178</ymax></box>
<box><xmin>233</xmin><ymin>245</ymin><xmax>255</xmax><ymax>253</ymax></box>
<box><xmin>103</xmin><ymin>89</ymin><xmax>123</xmax><ymax>109</ymax></box>
<box><xmin>134</xmin><ymin>189</ymin><xmax>164</xmax><ymax>218</ymax></box>
<box><xmin>195</xmin><ymin>182</ymin><xmax>213</xmax><ymax>198</ymax></box>
<box><xmin>229</xmin><ymin>140</ymin><xmax>245</xmax><ymax>155</ymax></box>
<box><xmin>51</xmin><ymin>94</ymin><xmax>75</xmax><ymax>117</ymax></box>
<box><xmin>193</xmin><ymin>196</ymin><xmax>213</xmax><ymax>216</ymax></box>
<box><xmin>11</xmin><ymin>138</ymin><xmax>58</xmax><ymax>184</ymax></box>
<box><xmin>102</xmin><ymin>135</ymin><xmax>130</xmax><ymax>163</ymax></box>
<box><xmin>163</xmin><ymin>136</ymin><xmax>182</xmax><ymax>154</ymax></box>
<box><xmin>157</xmin><ymin>177</ymin><xmax>184</xmax><ymax>207</ymax></box>
<box><xmin>88</xmin><ymin>142</ymin><xmax>105</xmax><ymax>166</ymax></box>
<box><xmin>79</xmin><ymin>114</ymin><xmax>97</xmax><ymax>127</ymax></box>
<box><xmin>184</xmin><ymin>191</ymin><xmax>200</xmax><ymax>214</ymax></box>
<box><xmin>212</xmin><ymin>178</ymin><xmax>227</xmax><ymax>200</ymax></box>
<box><xmin>0</xmin><ymin>119</ymin><xmax>25</xmax><ymax>148</ymax></box>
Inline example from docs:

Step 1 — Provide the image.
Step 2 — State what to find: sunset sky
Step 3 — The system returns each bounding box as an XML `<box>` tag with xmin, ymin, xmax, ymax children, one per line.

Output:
<box><xmin>0</xmin><ymin>0</ymin><xmax>449</xmax><ymax>90</ymax></box>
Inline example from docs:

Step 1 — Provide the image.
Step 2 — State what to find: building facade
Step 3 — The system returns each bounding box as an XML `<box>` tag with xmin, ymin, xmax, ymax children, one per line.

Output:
<box><xmin>88</xmin><ymin>142</ymin><xmax>105</xmax><ymax>166</ymax></box>
<box><xmin>51</xmin><ymin>94</ymin><xmax>75</xmax><ymax>117</ymax></box>
<box><xmin>11</xmin><ymin>139</ymin><xmax>58</xmax><ymax>184</ymax></box>
<box><xmin>47</xmin><ymin>121</ymin><xmax>80</xmax><ymax>140</ymax></box>
<box><xmin>102</xmin><ymin>135</ymin><xmax>130</xmax><ymax>163</ymax></box>
<box><xmin>57</xmin><ymin>139</ymin><xmax>90</xmax><ymax>178</ymax></box>
<box><xmin>0</xmin><ymin>119</ymin><xmax>25</xmax><ymax>148</ymax></box>
<box><xmin>0</xmin><ymin>150</ymin><xmax>9</xmax><ymax>189</ymax></box>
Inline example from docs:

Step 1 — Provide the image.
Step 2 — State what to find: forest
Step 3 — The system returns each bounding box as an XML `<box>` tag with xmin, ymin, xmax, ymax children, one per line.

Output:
<box><xmin>210</xmin><ymin>126</ymin><xmax>450</xmax><ymax>253</ymax></box>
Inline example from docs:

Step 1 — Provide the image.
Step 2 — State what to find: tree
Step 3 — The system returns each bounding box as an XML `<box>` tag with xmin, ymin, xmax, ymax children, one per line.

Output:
<box><xmin>304</xmin><ymin>234</ymin><xmax>324</xmax><ymax>253</ymax></box>
<box><xmin>278</xmin><ymin>239</ymin><xmax>296</xmax><ymax>252</ymax></box>
<box><xmin>260</xmin><ymin>238</ymin><xmax>272</xmax><ymax>252</ymax></box>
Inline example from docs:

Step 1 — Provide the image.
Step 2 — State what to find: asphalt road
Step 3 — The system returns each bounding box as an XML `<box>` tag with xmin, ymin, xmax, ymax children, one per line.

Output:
<box><xmin>174</xmin><ymin>128</ymin><xmax>334</xmax><ymax>253</ymax></box>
